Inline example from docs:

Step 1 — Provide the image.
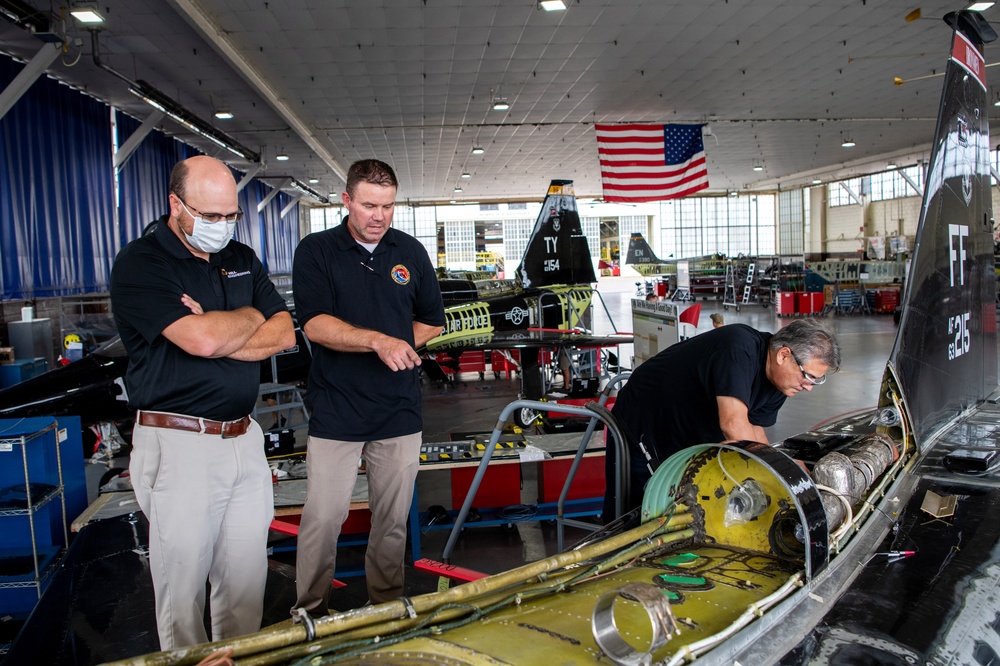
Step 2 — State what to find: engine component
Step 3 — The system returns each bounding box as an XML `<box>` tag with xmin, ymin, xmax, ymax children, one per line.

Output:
<box><xmin>873</xmin><ymin>407</ymin><xmax>901</xmax><ymax>427</ymax></box>
<box><xmin>724</xmin><ymin>478</ymin><xmax>769</xmax><ymax>527</ymax></box>
<box><xmin>592</xmin><ymin>582</ymin><xmax>679</xmax><ymax>665</ymax></box>
<box><xmin>813</xmin><ymin>433</ymin><xmax>898</xmax><ymax>531</ymax></box>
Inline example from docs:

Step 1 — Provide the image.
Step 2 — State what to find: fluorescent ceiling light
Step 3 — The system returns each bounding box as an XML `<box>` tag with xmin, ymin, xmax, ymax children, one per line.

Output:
<box><xmin>276</xmin><ymin>153</ymin><xmax>289</xmax><ymax>161</ymax></box>
<box><xmin>752</xmin><ymin>164</ymin><xmax>763</xmax><ymax>172</ymax></box>
<box><xmin>472</xmin><ymin>146</ymin><xmax>485</xmax><ymax>154</ymax></box>
<box><xmin>728</xmin><ymin>191</ymin><xmax>738</xmax><ymax>197</ymax></box>
<box><xmin>492</xmin><ymin>98</ymin><xmax>509</xmax><ymax>111</ymax></box>
<box><xmin>214</xmin><ymin>110</ymin><xmax>234</xmax><ymax>120</ymax></box>
<box><xmin>812</xmin><ymin>179</ymin><xmax>823</xmax><ymax>184</ymax></box>
<box><xmin>70</xmin><ymin>7</ymin><xmax>104</xmax><ymax>23</ymax></box>
<box><xmin>841</xmin><ymin>138</ymin><xmax>856</xmax><ymax>148</ymax></box>
<box><xmin>454</xmin><ymin>186</ymin><xmax>463</xmax><ymax>193</ymax></box>
<box><xmin>290</xmin><ymin>179</ymin><xmax>329</xmax><ymax>204</ymax></box>
<box><xmin>461</xmin><ymin>172</ymin><xmax>471</xmax><ymax>178</ymax></box>
<box><xmin>308</xmin><ymin>177</ymin><xmax>319</xmax><ymax>184</ymax></box>
<box><xmin>539</xmin><ymin>0</ymin><xmax>567</xmax><ymax>10</ymax></box>
<box><xmin>127</xmin><ymin>81</ymin><xmax>259</xmax><ymax>162</ymax></box>
<box><xmin>968</xmin><ymin>2</ymin><xmax>994</xmax><ymax>11</ymax></box>
<box><xmin>886</xmin><ymin>163</ymin><xmax>897</xmax><ymax>170</ymax></box>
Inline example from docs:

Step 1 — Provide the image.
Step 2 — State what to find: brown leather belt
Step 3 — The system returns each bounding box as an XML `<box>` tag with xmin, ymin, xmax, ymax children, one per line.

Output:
<box><xmin>136</xmin><ymin>411</ymin><xmax>251</xmax><ymax>439</ymax></box>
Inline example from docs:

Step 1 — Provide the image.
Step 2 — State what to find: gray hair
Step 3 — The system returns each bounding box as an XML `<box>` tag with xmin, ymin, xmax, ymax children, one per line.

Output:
<box><xmin>770</xmin><ymin>318</ymin><xmax>841</xmax><ymax>373</ymax></box>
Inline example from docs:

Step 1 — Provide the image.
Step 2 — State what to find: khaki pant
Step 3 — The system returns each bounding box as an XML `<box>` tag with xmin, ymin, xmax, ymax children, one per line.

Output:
<box><xmin>293</xmin><ymin>432</ymin><xmax>421</xmax><ymax>614</ymax></box>
<box><xmin>130</xmin><ymin>417</ymin><xmax>274</xmax><ymax>650</ymax></box>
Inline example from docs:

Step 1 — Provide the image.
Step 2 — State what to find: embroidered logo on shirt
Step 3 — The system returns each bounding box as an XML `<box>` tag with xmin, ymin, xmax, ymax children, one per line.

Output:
<box><xmin>391</xmin><ymin>264</ymin><xmax>410</xmax><ymax>285</ymax></box>
<box><xmin>219</xmin><ymin>268</ymin><xmax>251</xmax><ymax>278</ymax></box>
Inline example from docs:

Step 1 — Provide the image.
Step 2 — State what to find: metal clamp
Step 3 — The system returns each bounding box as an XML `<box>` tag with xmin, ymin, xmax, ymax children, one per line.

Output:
<box><xmin>291</xmin><ymin>607</ymin><xmax>317</xmax><ymax>642</ymax></box>
<box><xmin>591</xmin><ymin>583</ymin><xmax>678</xmax><ymax>666</ymax></box>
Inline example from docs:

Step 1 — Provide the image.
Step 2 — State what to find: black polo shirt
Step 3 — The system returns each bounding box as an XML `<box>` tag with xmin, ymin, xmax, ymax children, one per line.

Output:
<box><xmin>605</xmin><ymin>323</ymin><xmax>787</xmax><ymax>514</ymax></box>
<box><xmin>613</xmin><ymin>323</ymin><xmax>786</xmax><ymax>460</ymax></box>
<box><xmin>110</xmin><ymin>216</ymin><xmax>288</xmax><ymax>421</ymax></box>
<box><xmin>293</xmin><ymin>221</ymin><xmax>445</xmax><ymax>441</ymax></box>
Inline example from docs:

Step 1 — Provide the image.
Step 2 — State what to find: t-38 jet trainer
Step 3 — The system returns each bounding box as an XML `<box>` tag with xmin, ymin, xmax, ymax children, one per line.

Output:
<box><xmin>624</xmin><ymin>231</ymin><xmax>677</xmax><ymax>277</ymax></box>
<box><xmin>93</xmin><ymin>9</ymin><xmax>1000</xmax><ymax>665</ymax></box>
<box><xmin>423</xmin><ymin>180</ymin><xmax>632</xmax><ymax>404</ymax></box>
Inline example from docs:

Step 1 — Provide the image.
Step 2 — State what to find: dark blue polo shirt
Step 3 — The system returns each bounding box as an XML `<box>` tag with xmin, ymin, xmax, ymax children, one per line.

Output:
<box><xmin>110</xmin><ymin>217</ymin><xmax>288</xmax><ymax>421</ymax></box>
<box><xmin>613</xmin><ymin>324</ymin><xmax>786</xmax><ymax>460</ymax></box>
<box><xmin>605</xmin><ymin>323</ymin><xmax>787</xmax><ymax>514</ymax></box>
<box><xmin>293</xmin><ymin>221</ymin><xmax>445</xmax><ymax>441</ymax></box>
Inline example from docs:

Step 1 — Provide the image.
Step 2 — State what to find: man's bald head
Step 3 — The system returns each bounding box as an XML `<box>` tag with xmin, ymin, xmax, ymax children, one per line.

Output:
<box><xmin>169</xmin><ymin>156</ymin><xmax>236</xmax><ymax>202</ymax></box>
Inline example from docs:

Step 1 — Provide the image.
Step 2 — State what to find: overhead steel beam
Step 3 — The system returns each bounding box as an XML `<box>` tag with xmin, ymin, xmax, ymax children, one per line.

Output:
<box><xmin>280</xmin><ymin>193</ymin><xmax>303</xmax><ymax>218</ymax></box>
<box><xmin>114</xmin><ymin>111</ymin><xmax>165</xmax><ymax>169</ymax></box>
<box><xmin>168</xmin><ymin>0</ymin><xmax>348</xmax><ymax>184</ymax></box>
<box><xmin>258</xmin><ymin>178</ymin><xmax>291</xmax><ymax>213</ymax></box>
<box><xmin>898</xmin><ymin>169</ymin><xmax>923</xmax><ymax>197</ymax></box>
<box><xmin>0</xmin><ymin>42</ymin><xmax>60</xmax><ymax>121</ymax></box>
<box><xmin>839</xmin><ymin>181</ymin><xmax>863</xmax><ymax>206</ymax></box>
<box><xmin>236</xmin><ymin>163</ymin><xmax>264</xmax><ymax>193</ymax></box>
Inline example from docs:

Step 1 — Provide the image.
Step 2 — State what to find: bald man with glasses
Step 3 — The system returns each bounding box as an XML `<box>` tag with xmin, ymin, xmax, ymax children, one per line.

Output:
<box><xmin>111</xmin><ymin>155</ymin><xmax>295</xmax><ymax>650</ymax></box>
<box><xmin>603</xmin><ymin>318</ymin><xmax>840</xmax><ymax>518</ymax></box>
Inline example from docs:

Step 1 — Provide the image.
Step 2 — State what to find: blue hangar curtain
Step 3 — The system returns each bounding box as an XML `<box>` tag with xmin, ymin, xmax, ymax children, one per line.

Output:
<box><xmin>115</xmin><ymin>111</ymin><xmax>197</xmax><ymax>243</ymax></box>
<box><xmin>116</xmin><ymin>116</ymin><xmax>299</xmax><ymax>274</ymax></box>
<box><xmin>0</xmin><ymin>55</ymin><xmax>117</xmax><ymax>299</ymax></box>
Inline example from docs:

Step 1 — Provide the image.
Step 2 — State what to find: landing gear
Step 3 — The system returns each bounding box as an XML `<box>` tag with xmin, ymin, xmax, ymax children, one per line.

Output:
<box><xmin>514</xmin><ymin>406</ymin><xmax>539</xmax><ymax>428</ymax></box>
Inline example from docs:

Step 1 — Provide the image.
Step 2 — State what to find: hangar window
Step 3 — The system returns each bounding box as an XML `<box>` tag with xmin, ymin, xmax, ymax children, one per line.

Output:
<box><xmin>309</xmin><ymin>206</ymin><xmax>342</xmax><ymax>232</ymax></box>
<box><xmin>657</xmin><ymin>195</ymin><xmax>775</xmax><ymax>259</ymax></box>
<box><xmin>869</xmin><ymin>166</ymin><xmax>923</xmax><ymax>201</ymax></box>
<box><xmin>480</xmin><ymin>203</ymin><xmax>499</xmax><ymax>211</ymax></box>
<box><xmin>508</xmin><ymin>202</ymin><xmax>527</xmax><ymax>210</ymax></box>
<box><xmin>828</xmin><ymin>178</ymin><xmax>863</xmax><ymax>207</ymax></box>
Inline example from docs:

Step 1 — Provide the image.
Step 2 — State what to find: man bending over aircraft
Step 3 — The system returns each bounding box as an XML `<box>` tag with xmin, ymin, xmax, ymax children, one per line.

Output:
<box><xmin>110</xmin><ymin>155</ymin><xmax>295</xmax><ymax>649</ymax></box>
<box><xmin>604</xmin><ymin>318</ymin><xmax>840</xmax><ymax>519</ymax></box>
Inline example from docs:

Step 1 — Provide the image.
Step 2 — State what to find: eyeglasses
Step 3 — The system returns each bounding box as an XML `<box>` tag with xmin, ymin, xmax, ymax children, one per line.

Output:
<box><xmin>789</xmin><ymin>350</ymin><xmax>827</xmax><ymax>385</ymax></box>
<box><xmin>176</xmin><ymin>196</ymin><xmax>243</xmax><ymax>223</ymax></box>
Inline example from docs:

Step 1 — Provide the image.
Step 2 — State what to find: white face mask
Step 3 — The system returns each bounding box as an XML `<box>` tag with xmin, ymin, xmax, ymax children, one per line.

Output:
<box><xmin>180</xmin><ymin>202</ymin><xmax>236</xmax><ymax>254</ymax></box>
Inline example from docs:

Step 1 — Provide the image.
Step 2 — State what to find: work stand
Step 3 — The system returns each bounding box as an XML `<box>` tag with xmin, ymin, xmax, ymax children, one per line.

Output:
<box><xmin>434</xmin><ymin>374</ymin><xmax>632</xmax><ymax>564</ymax></box>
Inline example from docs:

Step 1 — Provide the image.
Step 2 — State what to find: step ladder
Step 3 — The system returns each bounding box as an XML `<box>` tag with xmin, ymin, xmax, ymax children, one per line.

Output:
<box><xmin>741</xmin><ymin>261</ymin><xmax>756</xmax><ymax>304</ymax></box>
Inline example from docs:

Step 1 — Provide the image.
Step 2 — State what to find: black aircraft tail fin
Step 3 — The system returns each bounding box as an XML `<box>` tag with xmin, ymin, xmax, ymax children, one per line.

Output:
<box><xmin>888</xmin><ymin>9</ymin><xmax>997</xmax><ymax>447</ymax></box>
<box><xmin>624</xmin><ymin>233</ymin><xmax>662</xmax><ymax>266</ymax></box>
<box><xmin>515</xmin><ymin>180</ymin><xmax>596</xmax><ymax>288</ymax></box>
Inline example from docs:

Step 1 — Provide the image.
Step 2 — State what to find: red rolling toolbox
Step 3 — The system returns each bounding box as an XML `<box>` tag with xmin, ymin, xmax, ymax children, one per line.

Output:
<box><xmin>776</xmin><ymin>292</ymin><xmax>798</xmax><ymax>316</ymax></box>
<box><xmin>435</xmin><ymin>351</ymin><xmax>487</xmax><ymax>377</ymax></box>
<box><xmin>797</xmin><ymin>291</ymin><xmax>823</xmax><ymax>315</ymax></box>
<box><xmin>874</xmin><ymin>289</ymin><xmax>900</xmax><ymax>313</ymax></box>
<box><xmin>491</xmin><ymin>349</ymin><xmax>519</xmax><ymax>378</ymax></box>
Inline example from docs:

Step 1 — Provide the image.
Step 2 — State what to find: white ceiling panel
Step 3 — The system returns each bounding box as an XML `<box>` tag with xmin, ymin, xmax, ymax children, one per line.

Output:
<box><xmin>0</xmin><ymin>0</ymin><xmax>994</xmax><ymax>202</ymax></box>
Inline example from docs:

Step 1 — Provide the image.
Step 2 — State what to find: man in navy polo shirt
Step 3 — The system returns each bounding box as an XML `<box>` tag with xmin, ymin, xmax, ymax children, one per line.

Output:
<box><xmin>604</xmin><ymin>319</ymin><xmax>840</xmax><ymax>520</ymax></box>
<box><xmin>110</xmin><ymin>155</ymin><xmax>295</xmax><ymax>649</ymax></box>
<box><xmin>292</xmin><ymin>159</ymin><xmax>444</xmax><ymax>616</ymax></box>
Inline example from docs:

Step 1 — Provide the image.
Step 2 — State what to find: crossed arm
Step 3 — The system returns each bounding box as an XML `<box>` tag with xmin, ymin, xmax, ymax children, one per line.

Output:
<box><xmin>303</xmin><ymin>314</ymin><xmax>443</xmax><ymax>371</ymax></box>
<box><xmin>161</xmin><ymin>293</ymin><xmax>296</xmax><ymax>361</ymax></box>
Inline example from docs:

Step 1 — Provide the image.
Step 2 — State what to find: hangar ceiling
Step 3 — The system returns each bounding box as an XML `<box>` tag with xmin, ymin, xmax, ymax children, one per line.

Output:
<box><xmin>1</xmin><ymin>0</ymin><xmax>997</xmax><ymax>204</ymax></box>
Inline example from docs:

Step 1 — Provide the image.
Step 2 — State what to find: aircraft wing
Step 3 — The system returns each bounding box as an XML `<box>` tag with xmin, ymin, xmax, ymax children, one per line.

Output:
<box><xmin>421</xmin><ymin>329</ymin><xmax>632</xmax><ymax>354</ymax></box>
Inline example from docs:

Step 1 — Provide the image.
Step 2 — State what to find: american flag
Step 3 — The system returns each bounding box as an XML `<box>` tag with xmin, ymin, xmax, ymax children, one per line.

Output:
<box><xmin>595</xmin><ymin>123</ymin><xmax>709</xmax><ymax>202</ymax></box>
